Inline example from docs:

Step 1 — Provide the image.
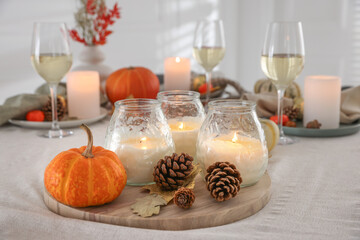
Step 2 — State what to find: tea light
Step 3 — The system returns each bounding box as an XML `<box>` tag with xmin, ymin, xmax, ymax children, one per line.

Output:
<box><xmin>164</xmin><ymin>57</ymin><xmax>191</xmax><ymax>90</ymax></box>
<box><xmin>197</xmin><ymin>132</ymin><xmax>268</xmax><ymax>186</ymax></box>
<box><xmin>67</xmin><ymin>71</ymin><xmax>100</xmax><ymax>119</ymax></box>
<box><xmin>303</xmin><ymin>76</ymin><xmax>341</xmax><ymax>129</ymax></box>
<box><xmin>115</xmin><ymin>137</ymin><xmax>173</xmax><ymax>185</ymax></box>
<box><xmin>168</xmin><ymin>117</ymin><xmax>203</xmax><ymax>157</ymax></box>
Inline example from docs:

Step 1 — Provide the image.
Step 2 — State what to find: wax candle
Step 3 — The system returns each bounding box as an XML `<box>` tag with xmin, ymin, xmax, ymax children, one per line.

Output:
<box><xmin>67</xmin><ymin>71</ymin><xmax>100</xmax><ymax>119</ymax></box>
<box><xmin>303</xmin><ymin>76</ymin><xmax>341</xmax><ymax>129</ymax></box>
<box><xmin>197</xmin><ymin>132</ymin><xmax>268</xmax><ymax>186</ymax></box>
<box><xmin>164</xmin><ymin>57</ymin><xmax>191</xmax><ymax>90</ymax></box>
<box><xmin>115</xmin><ymin>137</ymin><xmax>174</xmax><ymax>185</ymax></box>
<box><xmin>168</xmin><ymin>117</ymin><xmax>203</xmax><ymax>157</ymax></box>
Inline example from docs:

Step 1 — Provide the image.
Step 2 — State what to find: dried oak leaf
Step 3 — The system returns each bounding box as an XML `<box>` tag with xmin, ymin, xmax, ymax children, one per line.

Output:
<box><xmin>142</xmin><ymin>164</ymin><xmax>201</xmax><ymax>203</ymax></box>
<box><xmin>131</xmin><ymin>194</ymin><xmax>167</xmax><ymax>218</ymax></box>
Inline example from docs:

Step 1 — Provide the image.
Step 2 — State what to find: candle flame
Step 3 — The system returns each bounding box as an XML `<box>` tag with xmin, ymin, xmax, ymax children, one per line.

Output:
<box><xmin>232</xmin><ymin>133</ymin><xmax>238</xmax><ymax>143</ymax></box>
<box><xmin>140</xmin><ymin>137</ymin><xmax>147</xmax><ymax>149</ymax></box>
<box><xmin>178</xmin><ymin>122</ymin><xmax>184</xmax><ymax>130</ymax></box>
<box><xmin>175</xmin><ymin>57</ymin><xmax>181</xmax><ymax>63</ymax></box>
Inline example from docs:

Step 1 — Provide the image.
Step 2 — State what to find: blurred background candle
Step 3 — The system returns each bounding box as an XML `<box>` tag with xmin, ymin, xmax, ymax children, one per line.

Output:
<box><xmin>303</xmin><ymin>75</ymin><xmax>341</xmax><ymax>129</ymax></box>
<box><xmin>67</xmin><ymin>71</ymin><xmax>100</xmax><ymax>119</ymax></box>
<box><xmin>168</xmin><ymin>117</ymin><xmax>203</xmax><ymax>156</ymax></box>
<box><xmin>164</xmin><ymin>57</ymin><xmax>191</xmax><ymax>90</ymax></box>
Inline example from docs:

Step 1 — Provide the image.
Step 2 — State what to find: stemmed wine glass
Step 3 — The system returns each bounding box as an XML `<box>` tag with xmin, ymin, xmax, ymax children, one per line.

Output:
<box><xmin>193</xmin><ymin>19</ymin><xmax>226</xmax><ymax>106</ymax></box>
<box><xmin>31</xmin><ymin>22</ymin><xmax>73</xmax><ymax>138</ymax></box>
<box><xmin>260</xmin><ymin>21</ymin><xmax>305</xmax><ymax>145</ymax></box>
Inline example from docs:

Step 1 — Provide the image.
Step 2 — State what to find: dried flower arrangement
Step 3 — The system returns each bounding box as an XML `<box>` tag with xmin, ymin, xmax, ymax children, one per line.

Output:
<box><xmin>70</xmin><ymin>0</ymin><xmax>121</xmax><ymax>46</ymax></box>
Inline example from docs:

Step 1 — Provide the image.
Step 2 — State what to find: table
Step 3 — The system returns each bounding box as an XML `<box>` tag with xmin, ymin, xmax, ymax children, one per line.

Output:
<box><xmin>0</xmin><ymin>118</ymin><xmax>359</xmax><ymax>239</ymax></box>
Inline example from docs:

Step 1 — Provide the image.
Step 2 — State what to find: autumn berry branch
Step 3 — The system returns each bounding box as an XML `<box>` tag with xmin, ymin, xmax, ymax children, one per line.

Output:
<box><xmin>70</xmin><ymin>0</ymin><xmax>121</xmax><ymax>46</ymax></box>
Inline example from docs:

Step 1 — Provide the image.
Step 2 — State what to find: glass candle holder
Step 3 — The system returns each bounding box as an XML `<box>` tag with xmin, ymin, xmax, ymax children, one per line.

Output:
<box><xmin>196</xmin><ymin>100</ymin><xmax>268</xmax><ymax>187</ymax></box>
<box><xmin>157</xmin><ymin>90</ymin><xmax>205</xmax><ymax>158</ymax></box>
<box><xmin>104</xmin><ymin>99</ymin><xmax>175</xmax><ymax>186</ymax></box>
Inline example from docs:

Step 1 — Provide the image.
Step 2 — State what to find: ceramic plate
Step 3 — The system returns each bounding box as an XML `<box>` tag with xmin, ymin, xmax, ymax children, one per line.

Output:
<box><xmin>9</xmin><ymin>108</ymin><xmax>108</xmax><ymax>129</ymax></box>
<box><xmin>283</xmin><ymin>120</ymin><xmax>360</xmax><ymax>137</ymax></box>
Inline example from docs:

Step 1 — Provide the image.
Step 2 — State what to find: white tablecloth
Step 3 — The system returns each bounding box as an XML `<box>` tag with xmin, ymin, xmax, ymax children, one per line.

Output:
<box><xmin>0</xmin><ymin>118</ymin><xmax>359</xmax><ymax>240</ymax></box>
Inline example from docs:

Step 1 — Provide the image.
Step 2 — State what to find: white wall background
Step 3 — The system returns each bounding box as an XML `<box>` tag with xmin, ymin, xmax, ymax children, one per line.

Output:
<box><xmin>0</xmin><ymin>0</ymin><xmax>358</xmax><ymax>104</ymax></box>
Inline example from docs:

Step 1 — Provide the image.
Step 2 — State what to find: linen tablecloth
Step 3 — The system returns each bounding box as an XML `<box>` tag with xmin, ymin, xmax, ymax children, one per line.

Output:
<box><xmin>0</xmin><ymin>119</ymin><xmax>359</xmax><ymax>239</ymax></box>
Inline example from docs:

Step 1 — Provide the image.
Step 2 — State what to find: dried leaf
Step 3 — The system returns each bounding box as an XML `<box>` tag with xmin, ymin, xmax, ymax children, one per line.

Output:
<box><xmin>142</xmin><ymin>164</ymin><xmax>201</xmax><ymax>203</ymax></box>
<box><xmin>183</xmin><ymin>164</ymin><xmax>201</xmax><ymax>189</ymax></box>
<box><xmin>131</xmin><ymin>194</ymin><xmax>167</xmax><ymax>218</ymax></box>
<box><xmin>142</xmin><ymin>185</ymin><xmax>176</xmax><ymax>203</ymax></box>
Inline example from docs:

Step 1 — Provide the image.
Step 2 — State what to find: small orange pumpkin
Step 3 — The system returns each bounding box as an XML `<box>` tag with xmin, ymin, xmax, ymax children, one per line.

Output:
<box><xmin>44</xmin><ymin>124</ymin><xmax>127</xmax><ymax>207</ymax></box>
<box><xmin>105</xmin><ymin>66</ymin><xmax>160</xmax><ymax>104</ymax></box>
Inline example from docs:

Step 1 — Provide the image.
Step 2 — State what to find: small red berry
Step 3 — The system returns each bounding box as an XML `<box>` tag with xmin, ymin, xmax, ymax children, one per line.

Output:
<box><xmin>26</xmin><ymin>110</ymin><xmax>45</xmax><ymax>122</ymax></box>
<box><xmin>270</xmin><ymin>115</ymin><xmax>289</xmax><ymax>126</ymax></box>
<box><xmin>198</xmin><ymin>83</ymin><xmax>214</xmax><ymax>94</ymax></box>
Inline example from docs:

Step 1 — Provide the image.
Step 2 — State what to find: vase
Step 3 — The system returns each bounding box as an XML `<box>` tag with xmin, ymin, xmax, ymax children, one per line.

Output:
<box><xmin>72</xmin><ymin>46</ymin><xmax>113</xmax><ymax>104</ymax></box>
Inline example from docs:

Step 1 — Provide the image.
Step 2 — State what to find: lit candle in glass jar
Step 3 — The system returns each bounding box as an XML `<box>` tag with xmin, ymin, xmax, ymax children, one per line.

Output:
<box><xmin>115</xmin><ymin>136</ymin><xmax>173</xmax><ymax>185</ymax></box>
<box><xmin>168</xmin><ymin>117</ymin><xmax>203</xmax><ymax>157</ymax></box>
<box><xmin>197</xmin><ymin>132</ymin><xmax>268</xmax><ymax>186</ymax></box>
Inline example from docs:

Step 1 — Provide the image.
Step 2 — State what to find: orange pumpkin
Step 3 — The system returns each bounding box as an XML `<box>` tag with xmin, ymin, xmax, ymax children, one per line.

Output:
<box><xmin>44</xmin><ymin>124</ymin><xmax>127</xmax><ymax>207</ymax></box>
<box><xmin>105</xmin><ymin>66</ymin><xmax>160</xmax><ymax>104</ymax></box>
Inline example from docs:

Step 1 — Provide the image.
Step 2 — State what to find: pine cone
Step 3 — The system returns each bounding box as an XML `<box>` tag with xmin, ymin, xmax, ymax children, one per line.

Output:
<box><xmin>153</xmin><ymin>153</ymin><xmax>194</xmax><ymax>190</ymax></box>
<box><xmin>284</xmin><ymin>106</ymin><xmax>300</xmax><ymax>120</ymax></box>
<box><xmin>205</xmin><ymin>162</ymin><xmax>242</xmax><ymax>202</ymax></box>
<box><xmin>174</xmin><ymin>187</ymin><xmax>195</xmax><ymax>209</ymax></box>
<box><xmin>42</xmin><ymin>95</ymin><xmax>67</xmax><ymax>121</ymax></box>
<box><xmin>306</xmin><ymin>119</ymin><xmax>322</xmax><ymax>129</ymax></box>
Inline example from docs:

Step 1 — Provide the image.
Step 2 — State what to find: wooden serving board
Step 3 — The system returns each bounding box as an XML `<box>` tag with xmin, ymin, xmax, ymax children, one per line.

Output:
<box><xmin>44</xmin><ymin>173</ymin><xmax>271</xmax><ymax>230</ymax></box>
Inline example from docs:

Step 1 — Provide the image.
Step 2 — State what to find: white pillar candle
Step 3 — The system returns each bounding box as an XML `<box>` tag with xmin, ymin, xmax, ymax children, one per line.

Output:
<box><xmin>197</xmin><ymin>132</ymin><xmax>268</xmax><ymax>186</ymax></box>
<box><xmin>164</xmin><ymin>57</ymin><xmax>191</xmax><ymax>90</ymax></box>
<box><xmin>67</xmin><ymin>71</ymin><xmax>100</xmax><ymax>119</ymax></box>
<box><xmin>168</xmin><ymin>117</ymin><xmax>203</xmax><ymax>157</ymax></box>
<box><xmin>115</xmin><ymin>137</ymin><xmax>174</xmax><ymax>185</ymax></box>
<box><xmin>303</xmin><ymin>76</ymin><xmax>341</xmax><ymax>129</ymax></box>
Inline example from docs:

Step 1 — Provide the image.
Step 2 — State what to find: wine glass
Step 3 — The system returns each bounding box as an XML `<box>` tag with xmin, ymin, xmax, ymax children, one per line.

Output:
<box><xmin>193</xmin><ymin>19</ymin><xmax>226</xmax><ymax>106</ymax></box>
<box><xmin>260</xmin><ymin>21</ymin><xmax>305</xmax><ymax>145</ymax></box>
<box><xmin>31</xmin><ymin>22</ymin><xmax>73</xmax><ymax>138</ymax></box>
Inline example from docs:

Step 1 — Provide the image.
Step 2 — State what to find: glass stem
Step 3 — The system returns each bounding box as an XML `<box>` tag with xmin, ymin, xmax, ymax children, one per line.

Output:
<box><xmin>49</xmin><ymin>83</ymin><xmax>60</xmax><ymax>131</ymax></box>
<box><xmin>205</xmin><ymin>71</ymin><xmax>212</xmax><ymax>106</ymax></box>
<box><xmin>277</xmin><ymin>88</ymin><xmax>285</xmax><ymax>138</ymax></box>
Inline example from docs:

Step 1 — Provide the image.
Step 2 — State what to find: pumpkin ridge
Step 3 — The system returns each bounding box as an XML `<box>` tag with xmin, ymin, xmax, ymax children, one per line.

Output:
<box><xmin>125</xmin><ymin>69</ymin><xmax>132</xmax><ymax>97</ymax></box>
<box><xmin>63</xmin><ymin>154</ymin><xmax>82</xmax><ymax>205</ymax></box>
<box><xmin>110</xmin><ymin>70</ymin><xmax>126</xmax><ymax>103</ymax></box>
<box><xmin>95</xmin><ymin>150</ymin><xmax>120</xmax><ymax>165</ymax></box>
<box><xmin>92</xmin><ymin>155</ymin><xmax>113</xmax><ymax>204</ymax></box>
<box><xmin>133</xmin><ymin>69</ymin><xmax>147</xmax><ymax>97</ymax></box>
<box><xmin>88</xmin><ymin>156</ymin><xmax>93</xmax><ymax>206</ymax></box>
<box><xmin>48</xmin><ymin>151</ymin><xmax>75</xmax><ymax>195</ymax></box>
<box><xmin>116</xmin><ymin>70</ymin><xmax>128</xmax><ymax>100</ymax></box>
<box><xmin>101</xmin><ymin>157</ymin><xmax>118</xmax><ymax>201</ymax></box>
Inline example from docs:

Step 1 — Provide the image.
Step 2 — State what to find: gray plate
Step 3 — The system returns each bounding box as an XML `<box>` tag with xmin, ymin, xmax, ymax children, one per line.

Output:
<box><xmin>9</xmin><ymin>108</ymin><xmax>108</xmax><ymax>129</ymax></box>
<box><xmin>283</xmin><ymin>121</ymin><xmax>360</xmax><ymax>137</ymax></box>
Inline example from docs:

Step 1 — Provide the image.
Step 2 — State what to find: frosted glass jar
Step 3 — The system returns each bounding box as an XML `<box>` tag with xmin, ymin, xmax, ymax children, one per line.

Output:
<box><xmin>157</xmin><ymin>90</ymin><xmax>205</xmax><ymax>158</ymax></box>
<box><xmin>196</xmin><ymin>100</ymin><xmax>268</xmax><ymax>187</ymax></box>
<box><xmin>104</xmin><ymin>99</ymin><xmax>175</xmax><ymax>186</ymax></box>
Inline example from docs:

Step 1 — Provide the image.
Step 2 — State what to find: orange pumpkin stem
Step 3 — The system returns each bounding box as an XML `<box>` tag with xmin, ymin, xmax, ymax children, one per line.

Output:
<box><xmin>80</xmin><ymin>124</ymin><xmax>94</xmax><ymax>158</ymax></box>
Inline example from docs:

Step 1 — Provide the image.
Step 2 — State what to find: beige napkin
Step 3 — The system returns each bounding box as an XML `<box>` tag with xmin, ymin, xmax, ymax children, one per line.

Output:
<box><xmin>0</xmin><ymin>83</ymin><xmax>67</xmax><ymax>126</ymax></box>
<box><xmin>340</xmin><ymin>85</ymin><xmax>360</xmax><ymax>124</ymax></box>
<box><xmin>243</xmin><ymin>86</ymin><xmax>360</xmax><ymax>124</ymax></box>
<box><xmin>242</xmin><ymin>92</ymin><xmax>294</xmax><ymax>118</ymax></box>
<box><xmin>0</xmin><ymin>94</ymin><xmax>49</xmax><ymax>126</ymax></box>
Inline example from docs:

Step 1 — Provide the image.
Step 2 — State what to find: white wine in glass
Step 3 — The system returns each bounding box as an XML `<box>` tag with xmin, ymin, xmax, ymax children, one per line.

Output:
<box><xmin>31</xmin><ymin>22</ymin><xmax>73</xmax><ymax>138</ymax></box>
<box><xmin>193</xmin><ymin>19</ymin><xmax>226</xmax><ymax>106</ymax></box>
<box><xmin>261</xmin><ymin>22</ymin><xmax>305</xmax><ymax>145</ymax></box>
